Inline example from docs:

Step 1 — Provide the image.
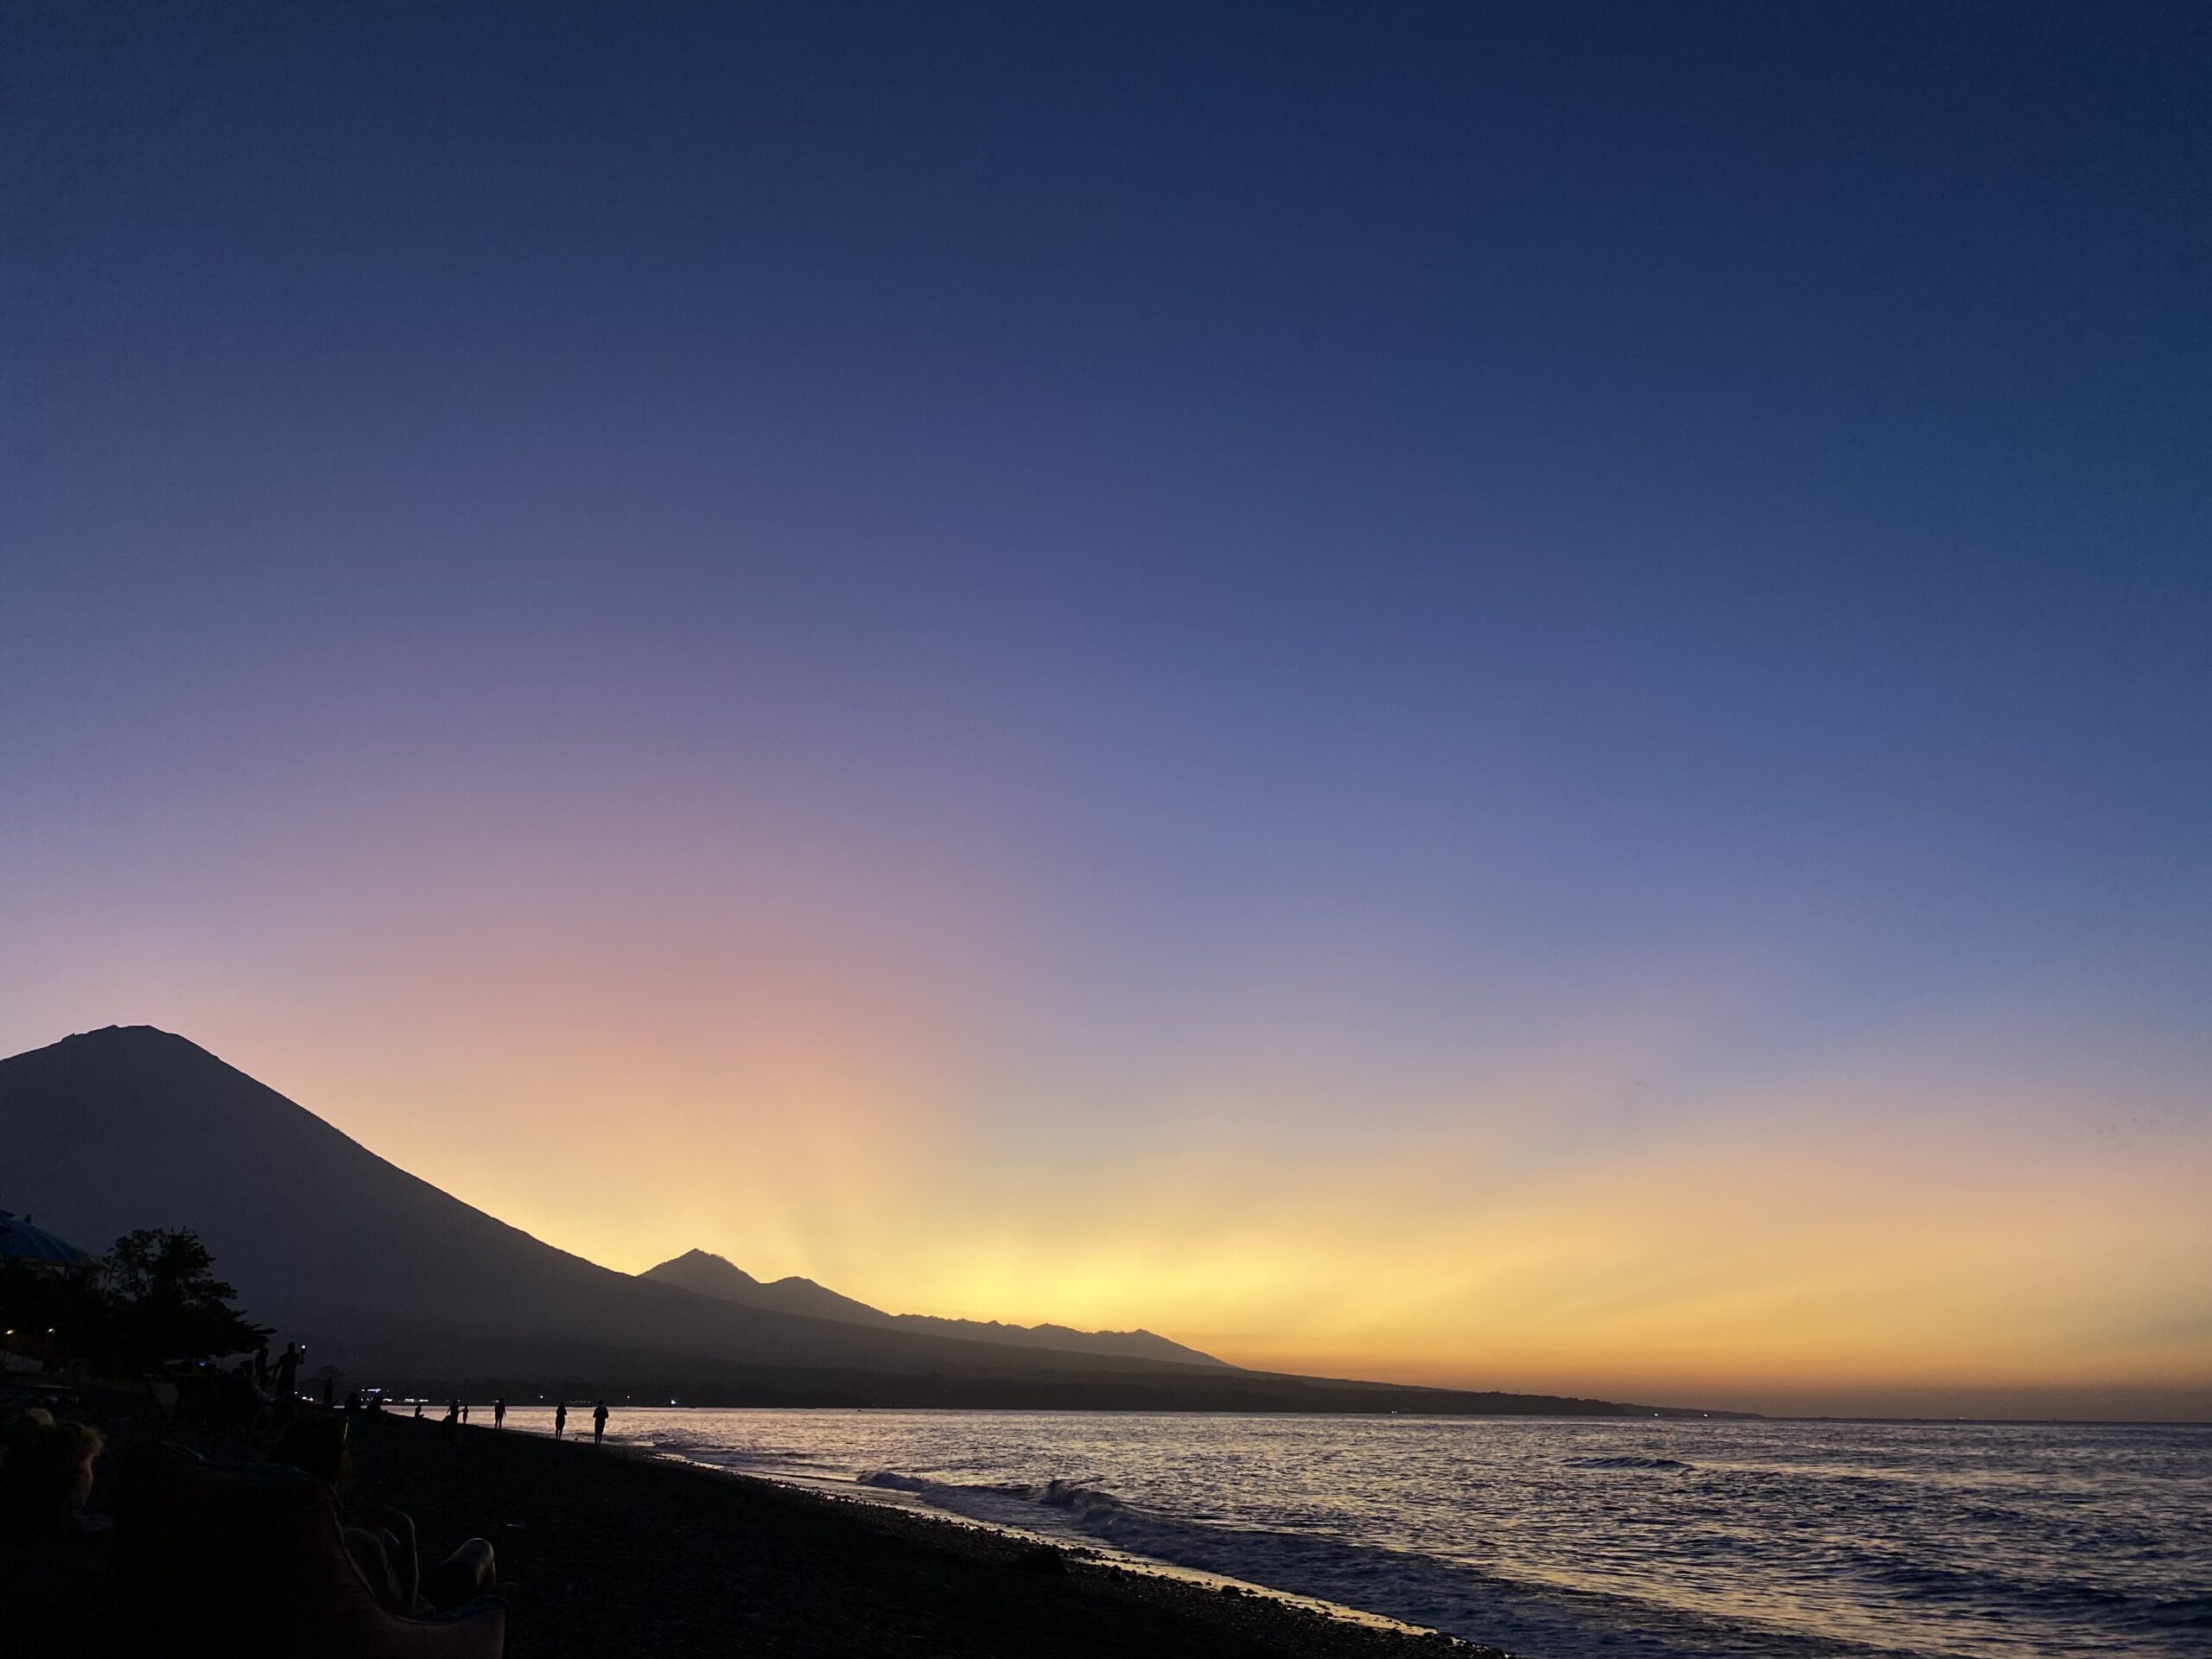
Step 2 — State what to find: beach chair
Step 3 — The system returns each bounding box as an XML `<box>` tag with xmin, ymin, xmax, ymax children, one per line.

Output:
<box><xmin>113</xmin><ymin>1440</ymin><xmax>505</xmax><ymax>1658</ymax></box>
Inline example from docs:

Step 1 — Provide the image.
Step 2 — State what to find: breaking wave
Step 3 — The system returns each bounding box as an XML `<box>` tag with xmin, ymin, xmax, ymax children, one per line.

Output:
<box><xmin>575</xmin><ymin>1410</ymin><xmax>2209</xmax><ymax>1659</ymax></box>
<box><xmin>849</xmin><ymin>1468</ymin><xmax>1890</xmax><ymax>1659</ymax></box>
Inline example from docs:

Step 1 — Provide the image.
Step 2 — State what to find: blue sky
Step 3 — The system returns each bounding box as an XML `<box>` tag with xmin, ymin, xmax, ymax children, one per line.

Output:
<box><xmin>3</xmin><ymin>2</ymin><xmax>2207</xmax><ymax>1414</ymax></box>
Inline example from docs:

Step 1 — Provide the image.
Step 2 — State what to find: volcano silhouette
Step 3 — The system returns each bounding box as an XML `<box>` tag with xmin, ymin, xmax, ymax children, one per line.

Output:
<box><xmin>0</xmin><ymin>1026</ymin><xmax>1659</xmax><ymax>1414</ymax></box>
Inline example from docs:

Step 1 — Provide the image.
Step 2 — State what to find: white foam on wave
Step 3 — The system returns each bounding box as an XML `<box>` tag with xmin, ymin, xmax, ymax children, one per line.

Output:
<box><xmin>832</xmin><ymin>1466</ymin><xmax>1886</xmax><ymax>1659</ymax></box>
<box><xmin>595</xmin><ymin>1409</ymin><xmax>2212</xmax><ymax>1659</ymax></box>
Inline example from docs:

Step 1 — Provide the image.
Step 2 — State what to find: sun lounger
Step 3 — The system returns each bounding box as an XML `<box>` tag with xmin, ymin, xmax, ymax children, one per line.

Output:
<box><xmin>114</xmin><ymin>1440</ymin><xmax>505</xmax><ymax>1657</ymax></box>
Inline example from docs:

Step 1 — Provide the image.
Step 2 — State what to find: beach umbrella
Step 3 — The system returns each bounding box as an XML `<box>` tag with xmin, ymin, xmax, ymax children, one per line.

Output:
<box><xmin>0</xmin><ymin>1210</ymin><xmax>100</xmax><ymax>1269</ymax></box>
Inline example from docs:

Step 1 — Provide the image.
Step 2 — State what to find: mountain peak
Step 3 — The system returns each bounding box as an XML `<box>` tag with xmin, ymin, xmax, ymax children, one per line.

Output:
<box><xmin>54</xmin><ymin>1025</ymin><xmax>236</xmax><ymax>1071</ymax></box>
<box><xmin>639</xmin><ymin>1249</ymin><xmax>1228</xmax><ymax>1370</ymax></box>
<box><xmin>64</xmin><ymin>1023</ymin><xmax>196</xmax><ymax>1048</ymax></box>
<box><xmin>659</xmin><ymin>1247</ymin><xmax>760</xmax><ymax>1286</ymax></box>
<box><xmin>639</xmin><ymin>1249</ymin><xmax>880</xmax><ymax>1323</ymax></box>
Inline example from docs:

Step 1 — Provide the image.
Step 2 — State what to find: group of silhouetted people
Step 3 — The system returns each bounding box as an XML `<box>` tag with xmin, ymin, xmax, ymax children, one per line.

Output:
<box><xmin>549</xmin><ymin>1398</ymin><xmax>611</xmax><ymax>1444</ymax></box>
<box><xmin>410</xmin><ymin>1395</ymin><xmax>607</xmax><ymax>1445</ymax></box>
<box><xmin>182</xmin><ymin>1339</ymin><xmax>312</xmax><ymax>1435</ymax></box>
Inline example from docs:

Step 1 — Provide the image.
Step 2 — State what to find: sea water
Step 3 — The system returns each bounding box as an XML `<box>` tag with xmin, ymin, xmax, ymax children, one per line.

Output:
<box><xmin>503</xmin><ymin>1408</ymin><xmax>2211</xmax><ymax>1658</ymax></box>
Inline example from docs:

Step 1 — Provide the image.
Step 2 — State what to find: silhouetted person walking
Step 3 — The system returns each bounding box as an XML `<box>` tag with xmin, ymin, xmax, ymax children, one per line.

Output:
<box><xmin>413</xmin><ymin>1400</ymin><xmax>423</xmax><ymax>1419</ymax></box>
<box><xmin>461</xmin><ymin>1402</ymin><xmax>469</xmax><ymax>1425</ymax></box>
<box><xmin>273</xmin><ymin>1341</ymin><xmax>302</xmax><ymax>1398</ymax></box>
<box><xmin>593</xmin><ymin>1401</ymin><xmax>608</xmax><ymax>1446</ymax></box>
<box><xmin>554</xmin><ymin>1402</ymin><xmax>567</xmax><ymax>1440</ymax></box>
<box><xmin>493</xmin><ymin>1398</ymin><xmax>505</xmax><ymax>1428</ymax></box>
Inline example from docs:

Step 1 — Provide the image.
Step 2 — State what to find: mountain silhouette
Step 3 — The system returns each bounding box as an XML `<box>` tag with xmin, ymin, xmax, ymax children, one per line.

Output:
<box><xmin>639</xmin><ymin>1249</ymin><xmax>1225</xmax><ymax>1367</ymax></box>
<box><xmin>0</xmin><ymin>1027</ymin><xmax>1218</xmax><ymax>1385</ymax></box>
<box><xmin>0</xmin><ymin>1027</ymin><xmax>1676</xmax><ymax>1414</ymax></box>
<box><xmin>642</xmin><ymin>1249</ymin><xmax>894</xmax><ymax>1327</ymax></box>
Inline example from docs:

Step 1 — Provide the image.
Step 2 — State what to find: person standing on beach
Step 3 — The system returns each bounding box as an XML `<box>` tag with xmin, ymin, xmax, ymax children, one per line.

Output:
<box><xmin>554</xmin><ymin>1402</ymin><xmax>567</xmax><ymax>1439</ymax></box>
<box><xmin>273</xmin><ymin>1342</ymin><xmax>302</xmax><ymax>1399</ymax></box>
<box><xmin>592</xmin><ymin>1401</ymin><xmax>608</xmax><ymax>1446</ymax></box>
<box><xmin>493</xmin><ymin>1398</ymin><xmax>505</xmax><ymax>1429</ymax></box>
<box><xmin>461</xmin><ymin>1403</ymin><xmax>469</xmax><ymax>1425</ymax></box>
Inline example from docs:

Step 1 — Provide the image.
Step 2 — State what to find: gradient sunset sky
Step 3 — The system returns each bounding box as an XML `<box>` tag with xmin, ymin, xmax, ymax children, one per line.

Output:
<box><xmin>4</xmin><ymin>3</ymin><xmax>2207</xmax><ymax>1418</ymax></box>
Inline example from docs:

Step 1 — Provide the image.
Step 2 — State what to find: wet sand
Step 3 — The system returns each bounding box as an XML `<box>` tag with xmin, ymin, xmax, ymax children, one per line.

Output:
<box><xmin>349</xmin><ymin>1410</ymin><xmax>1503</xmax><ymax>1657</ymax></box>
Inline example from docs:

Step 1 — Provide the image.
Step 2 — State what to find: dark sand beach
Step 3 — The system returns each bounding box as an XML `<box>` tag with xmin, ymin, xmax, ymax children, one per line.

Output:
<box><xmin>349</xmin><ymin>1411</ymin><xmax>1496</xmax><ymax>1657</ymax></box>
<box><xmin>62</xmin><ymin>1402</ymin><xmax>1494</xmax><ymax>1658</ymax></box>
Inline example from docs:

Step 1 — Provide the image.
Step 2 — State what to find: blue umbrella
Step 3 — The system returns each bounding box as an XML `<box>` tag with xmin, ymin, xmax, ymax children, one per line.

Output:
<box><xmin>0</xmin><ymin>1210</ymin><xmax>99</xmax><ymax>1268</ymax></box>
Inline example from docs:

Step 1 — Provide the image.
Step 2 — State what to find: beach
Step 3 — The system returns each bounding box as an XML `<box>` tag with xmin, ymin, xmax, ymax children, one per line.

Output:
<box><xmin>429</xmin><ymin>1406</ymin><xmax>2212</xmax><ymax>1658</ymax></box>
<box><xmin>342</xmin><ymin>1411</ymin><xmax>1491</xmax><ymax>1658</ymax></box>
<box><xmin>52</xmin><ymin>1393</ymin><xmax>2202</xmax><ymax>1659</ymax></box>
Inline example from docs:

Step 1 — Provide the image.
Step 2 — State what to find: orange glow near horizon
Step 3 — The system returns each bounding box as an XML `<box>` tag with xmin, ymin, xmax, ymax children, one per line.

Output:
<box><xmin>8</xmin><ymin>846</ymin><xmax>2203</xmax><ymax>1421</ymax></box>
<box><xmin>10</xmin><ymin>0</ymin><xmax>2209</xmax><ymax>1433</ymax></box>
<box><xmin>3</xmin><ymin>741</ymin><xmax>2205</xmax><ymax>1423</ymax></box>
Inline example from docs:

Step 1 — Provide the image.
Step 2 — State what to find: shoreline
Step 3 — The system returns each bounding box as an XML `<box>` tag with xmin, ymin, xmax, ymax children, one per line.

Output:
<box><xmin>349</xmin><ymin>1410</ymin><xmax>1503</xmax><ymax>1656</ymax></box>
<box><xmin>54</xmin><ymin>1389</ymin><xmax>2205</xmax><ymax>1657</ymax></box>
<box><xmin>628</xmin><ymin>1446</ymin><xmax>1452</xmax><ymax>1641</ymax></box>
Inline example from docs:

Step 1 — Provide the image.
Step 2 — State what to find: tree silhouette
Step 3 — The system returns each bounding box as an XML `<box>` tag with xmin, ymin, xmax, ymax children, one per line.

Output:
<box><xmin>101</xmin><ymin>1229</ymin><xmax>269</xmax><ymax>1366</ymax></box>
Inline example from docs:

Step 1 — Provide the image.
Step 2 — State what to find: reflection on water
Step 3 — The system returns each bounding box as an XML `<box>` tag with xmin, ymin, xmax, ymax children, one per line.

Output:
<box><xmin>503</xmin><ymin>1408</ymin><xmax>2212</xmax><ymax>1659</ymax></box>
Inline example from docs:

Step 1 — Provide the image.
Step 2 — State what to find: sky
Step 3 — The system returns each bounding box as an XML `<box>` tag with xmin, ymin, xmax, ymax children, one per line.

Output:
<box><xmin>3</xmin><ymin>2</ymin><xmax>2207</xmax><ymax>1419</ymax></box>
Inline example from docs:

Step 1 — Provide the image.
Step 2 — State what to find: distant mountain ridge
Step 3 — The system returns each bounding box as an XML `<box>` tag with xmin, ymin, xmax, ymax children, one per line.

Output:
<box><xmin>644</xmin><ymin>1249</ymin><xmax>890</xmax><ymax>1327</ymax></box>
<box><xmin>0</xmin><ymin>1026</ymin><xmax>1701</xmax><ymax>1416</ymax></box>
<box><xmin>0</xmin><ymin>1027</ymin><xmax>1225</xmax><ymax>1389</ymax></box>
<box><xmin>639</xmin><ymin>1249</ymin><xmax>1225</xmax><ymax>1368</ymax></box>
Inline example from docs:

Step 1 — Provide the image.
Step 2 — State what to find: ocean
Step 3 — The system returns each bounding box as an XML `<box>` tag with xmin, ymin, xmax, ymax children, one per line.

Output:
<box><xmin>502</xmin><ymin>1408</ymin><xmax>2211</xmax><ymax>1657</ymax></box>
